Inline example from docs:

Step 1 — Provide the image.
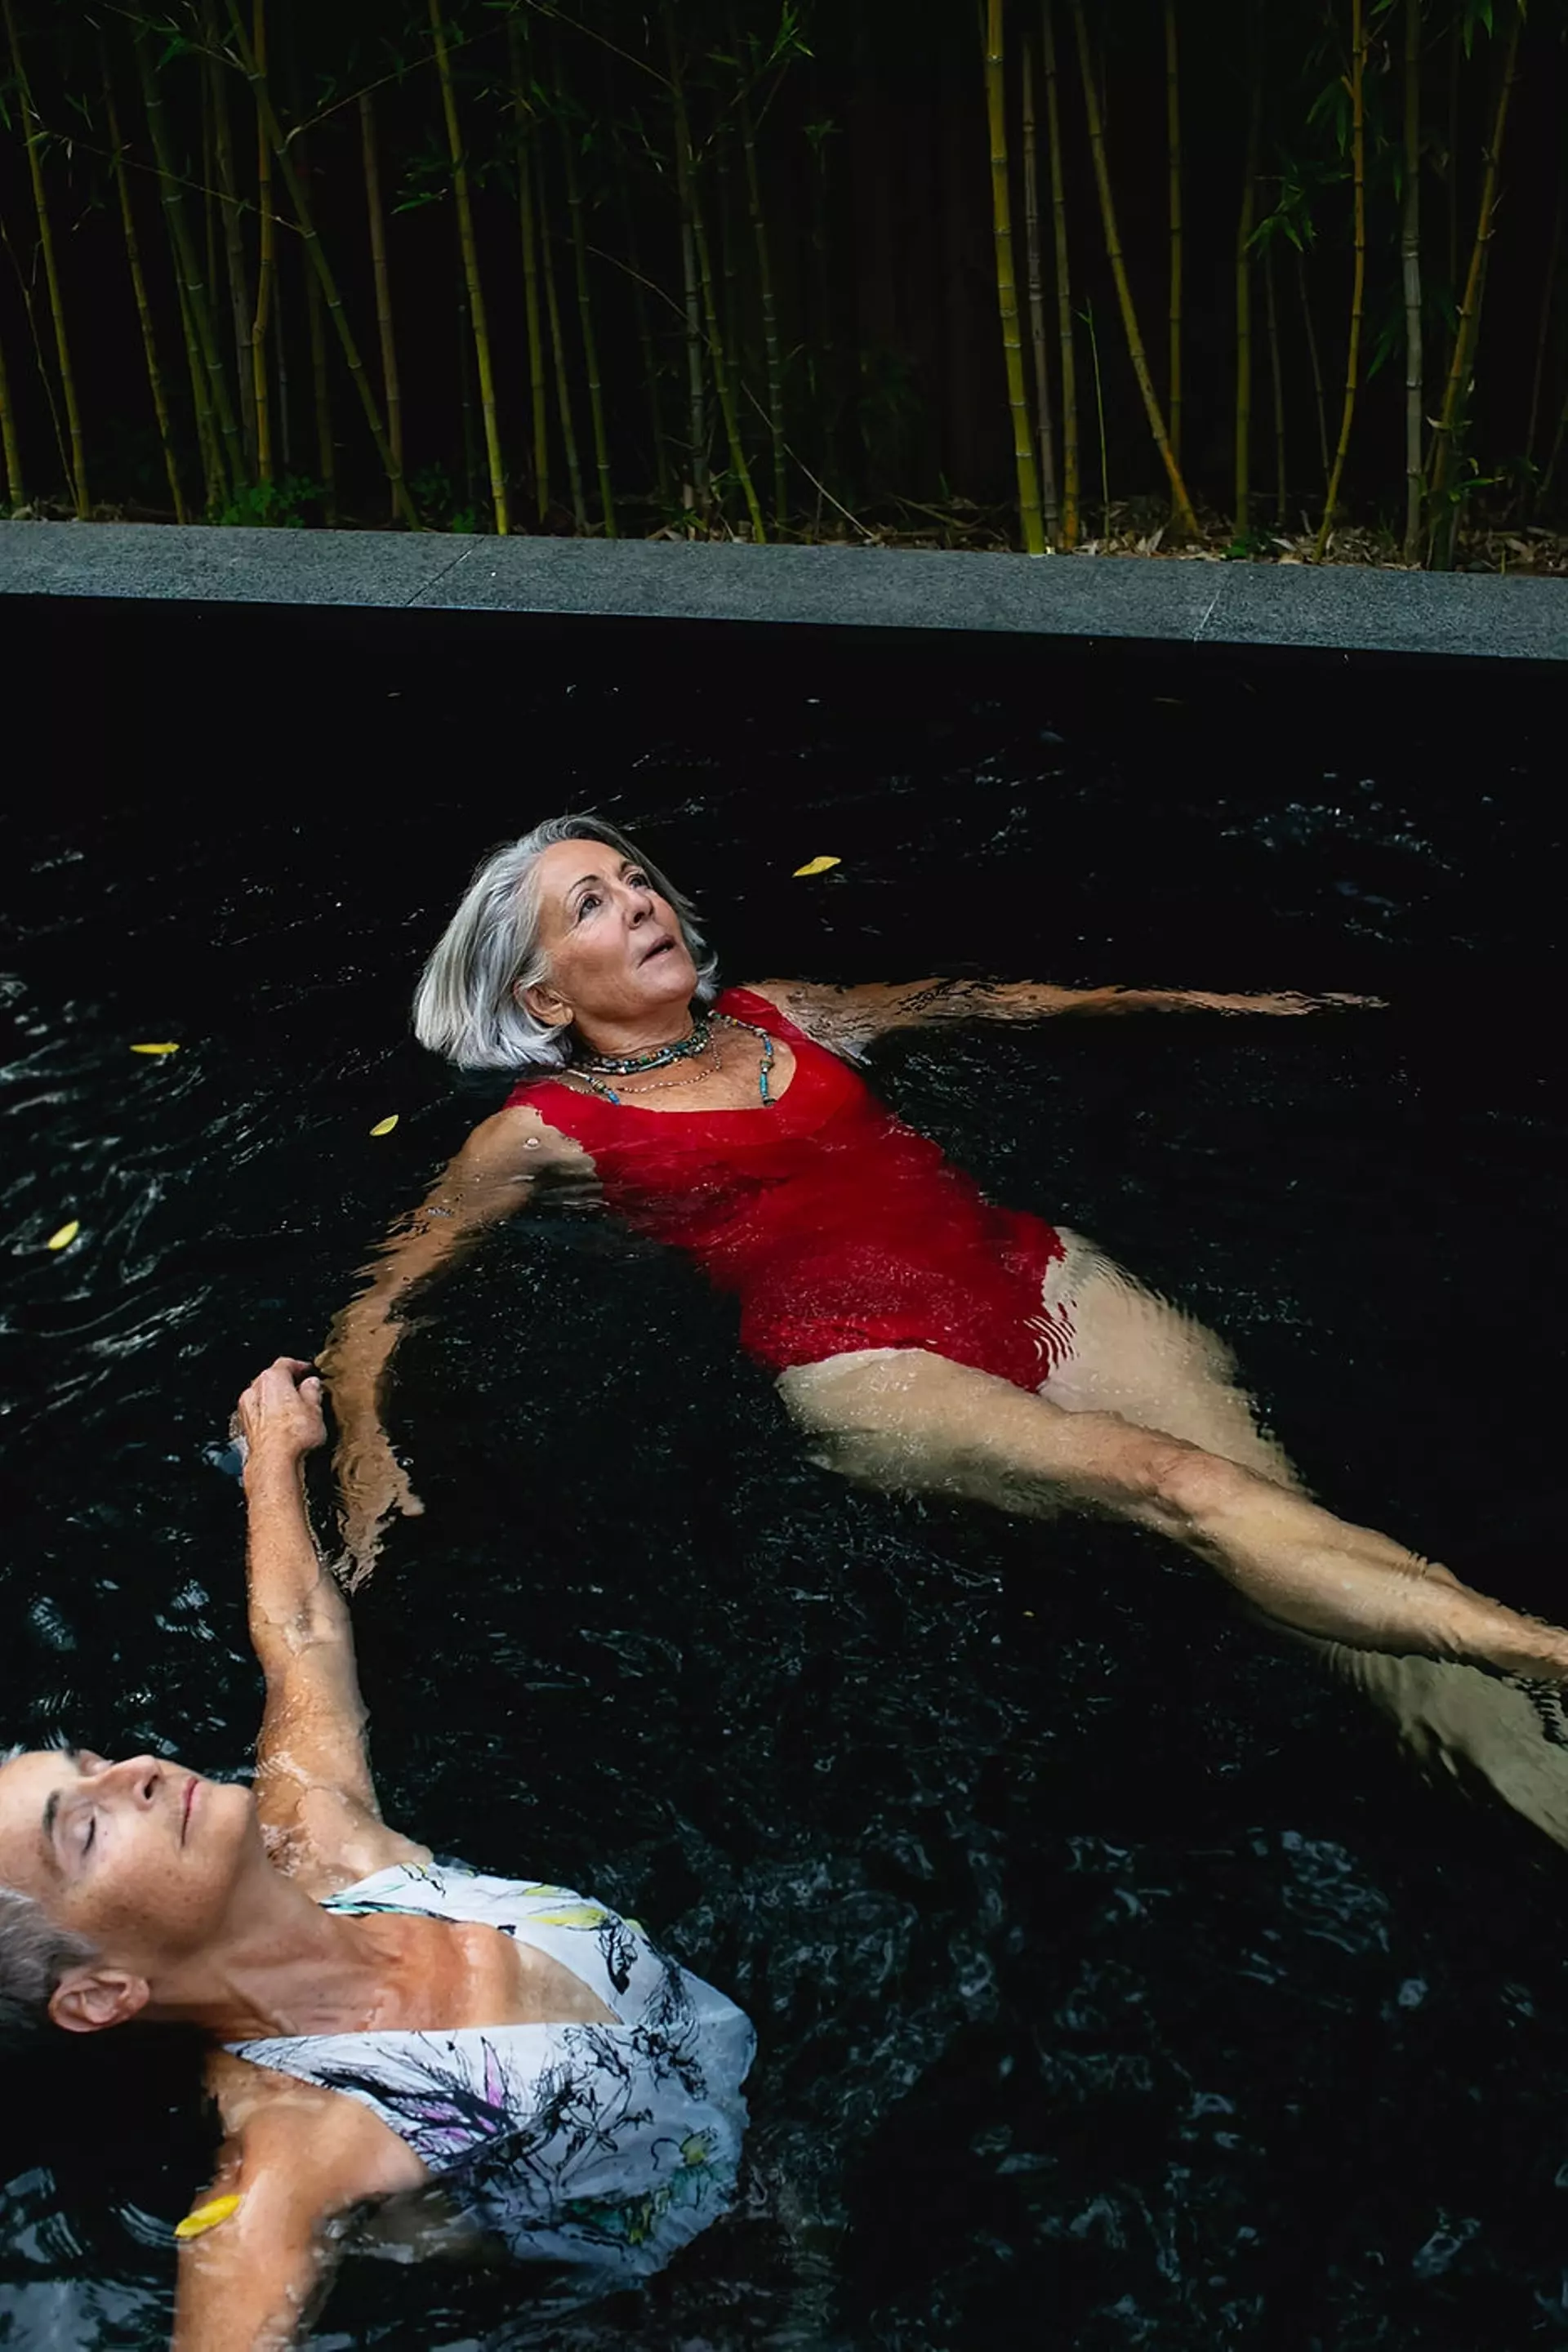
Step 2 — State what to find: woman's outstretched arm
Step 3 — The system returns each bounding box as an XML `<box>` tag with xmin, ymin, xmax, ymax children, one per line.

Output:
<box><xmin>743</xmin><ymin>977</ymin><xmax>1378</xmax><ymax>1054</ymax></box>
<box><xmin>238</xmin><ymin>1360</ymin><xmax>427</xmax><ymax>1889</ymax></box>
<box><xmin>319</xmin><ymin>1102</ymin><xmax>582</xmax><ymax>1574</ymax></box>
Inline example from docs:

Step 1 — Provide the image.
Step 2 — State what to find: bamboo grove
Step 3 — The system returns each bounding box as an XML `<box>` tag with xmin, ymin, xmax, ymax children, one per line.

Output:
<box><xmin>0</xmin><ymin>0</ymin><xmax>1565</xmax><ymax>565</ymax></box>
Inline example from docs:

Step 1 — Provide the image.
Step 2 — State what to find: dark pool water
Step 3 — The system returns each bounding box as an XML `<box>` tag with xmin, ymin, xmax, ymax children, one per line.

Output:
<box><xmin>2</xmin><ymin>606</ymin><xmax>1567</xmax><ymax>2349</ymax></box>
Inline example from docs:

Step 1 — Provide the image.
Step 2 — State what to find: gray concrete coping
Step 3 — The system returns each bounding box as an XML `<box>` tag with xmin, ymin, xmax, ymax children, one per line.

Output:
<box><xmin>2</xmin><ymin>521</ymin><xmax>1565</xmax><ymax>662</ymax></box>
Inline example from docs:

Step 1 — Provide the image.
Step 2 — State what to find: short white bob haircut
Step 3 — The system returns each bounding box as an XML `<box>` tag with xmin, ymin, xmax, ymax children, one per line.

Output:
<box><xmin>412</xmin><ymin>813</ymin><xmax>719</xmax><ymax>1076</ymax></box>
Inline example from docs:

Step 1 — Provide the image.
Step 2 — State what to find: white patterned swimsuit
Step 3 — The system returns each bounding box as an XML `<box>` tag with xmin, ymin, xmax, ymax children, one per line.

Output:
<box><xmin>225</xmin><ymin>1860</ymin><xmax>755</xmax><ymax>2280</ymax></box>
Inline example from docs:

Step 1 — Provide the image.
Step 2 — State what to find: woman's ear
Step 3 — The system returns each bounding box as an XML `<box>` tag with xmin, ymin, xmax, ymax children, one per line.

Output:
<box><xmin>49</xmin><ymin>1965</ymin><xmax>149</xmax><ymax>2036</ymax></box>
<box><xmin>519</xmin><ymin>980</ymin><xmax>573</xmax><ymax>1030</ymax></box>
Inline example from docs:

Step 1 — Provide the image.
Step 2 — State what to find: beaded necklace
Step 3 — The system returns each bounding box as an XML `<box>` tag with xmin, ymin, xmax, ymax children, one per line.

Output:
<box><xmin>569</xmin><ymin>1011</ymin><xmax>775</xmax><ymax>1107</ymax></box>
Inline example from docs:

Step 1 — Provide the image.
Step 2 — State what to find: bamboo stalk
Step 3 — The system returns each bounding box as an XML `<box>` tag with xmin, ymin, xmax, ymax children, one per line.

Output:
<box><xmin>1401</xmin><ymin>0</ymin><xmax>1423</xmax><ymax>561</ymax></box>
<box><xmin>2</xmin><ymin>0</ymin><xmax>87</xmax><ymax>515</ymax></box>
<box><xmin>251</xmin><ymin>0</ymin><xmax>274</xmax><ymax>486</ymax></box>
<box><xmin>2</xmin><ymin>208</ymin><xmax>69</xmax><ymax>493</ymax></box>
<box><xmin>677</xmin><ymin>201</ymin><xmax>706</xmax><ymax>512</ymax></box>
<box><xmin>985</xmin><ymin>0</ymin><xmax>1045</xmax><ymax>555</ymax></box>
<box><xmin>1042</xmin><ymin>0</ymin><xmax>1078</xmax><ymax>547</ymax></box>
<box><xmin>304</xmin><ymin>171</ymin><xmax>336</xmax><ymax>522</ymax></box>
<box><xmin>562</xmin><ymin>122</ymin><xmax>616</xmax><ymax>535</ymax></box>
<box><xmin>1165</xmin><ymin>0</ymin><xmax>1182</xmax><ymax>467</ymax></box>
<box><xmin>507</xmin><ymin>21</ymin><xmax>550</xmax><ymax>523</ymax></box>
<box><xmin>429</xmin><ymin>0</ymin><xmax>508</xmax><ymax>534</ymax></box>
<box><xmin>103</xmin><ymin>50</ymin><xmax>189</xmax><ymax>523</ymax></box>
<box><xmin>730</xmin><ymin>7</ymin><xmax>785</xmax><ymax>528</ymax></box>
<box><xmin>1263</xmin><ymin>238</ymin><xmax>1286</xmax><ymax>528</ymax></box>
<box><xmin>136</xmin><ymin>26</ymin><xmax>244</xmax><ymax>502</ymax></box>
<box><xmin>1021</xmin><ymin>38</ymin><xmax>1059</xmax><ymax>544</ymax></box>
<box><xmin>539</xmin><ymin>150</ymin><xmax>586</xmax><ymax>530</ymax></box>
<box><xmin>1296</xmin><ymin>246</ymin><xmax>1330</xmax><ymax>488</ymax></box>
<box><xmin>203</xmin><ymin>0</ymin><xmax>256</xmax><ymax>474</ymax></box>
<box><xmin>175</xmin><ymin>262</ymin><xmax>224</xmax><ymax>512</ymax></box>
<box><xmin>1235</xmin><ymin>4</ymin><xmax>1264</xmax><ymax>537</ymax></box>
<box><xmin>1427</xmin><ymin>1</ymin><xmax>1522</xmax><ymax>566</ymax></box>
<box><xmin>1312</xmin><ymin>0</ymin><xmax>1368</xmax><ymax>560</ymax></box>
<box><xmin>665</xmin><ymin>7</ymin><xmax>765</xmax><ymax>540</ymax></box>
<box><xmin>0</xmin><ymin>318</ymin><xmax>22</xmax><ymax>509</ymax></box>
<box><xmin>359</xmin><ymin>90</ymin><xmax>403</xmax><ymax>522</ymax></box>
<box><xmin>221</xmin><ymin>0</ymin><xmax>418</xmax><ymax>526</ymax></box>
<box><xmin>1069</xmin><ymin>0</ymin><xmax>1196</xmax><ymax>537</ymax></box>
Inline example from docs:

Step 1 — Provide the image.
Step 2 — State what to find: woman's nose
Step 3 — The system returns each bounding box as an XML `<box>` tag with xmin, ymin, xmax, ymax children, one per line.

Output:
<box><xmin>103</xmin><ymin>1755</ymin><xmax>162</xmax><ymax>1806</ymax></box>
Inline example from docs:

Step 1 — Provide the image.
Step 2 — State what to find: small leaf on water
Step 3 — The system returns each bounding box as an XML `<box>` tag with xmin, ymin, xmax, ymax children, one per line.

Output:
<box><xmin>792</xmin><ymin>855</ymin><xmax>841</xmax><ymax>878</ymax></box>
<box><xmin>174</xmin><ymin>2194</ymin><xmax>243</xmax><ymax>2241</ymax></box>
<box><xmin>131</xmin><ymin>1041</ymin><xmax>180</xmax><ymax>1056</ymax></box>
<box><xmin>46</xmin><ymin>1222</ymin><xmax>79</xmax><ymax>1252</ymax></box>
<box><xmin>369</xmin><ymin>1116</ymin><xmax>399</xmax><ymax>1137</ymax></box>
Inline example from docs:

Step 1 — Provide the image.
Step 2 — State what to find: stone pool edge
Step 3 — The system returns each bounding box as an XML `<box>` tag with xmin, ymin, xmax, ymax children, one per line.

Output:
<box><xmin>2</xmin><ymin>522</ymin><xmax>1566</xmax><ymax>664</ymax></box>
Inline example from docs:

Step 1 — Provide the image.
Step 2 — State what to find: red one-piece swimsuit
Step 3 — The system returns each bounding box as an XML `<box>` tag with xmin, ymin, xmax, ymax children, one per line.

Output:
<box><xmin>507</xmin><ymin>987</ymin><xmax>1071</xmax><ymax>1393</ymax></box>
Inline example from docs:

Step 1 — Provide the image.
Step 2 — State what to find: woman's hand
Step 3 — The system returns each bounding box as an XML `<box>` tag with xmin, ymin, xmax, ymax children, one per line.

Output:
<box><xmin>234</xmin><ymin>1359</ymin><xmax>327</xmax><ymax>1471</ymax></box>
<box><xmin>333</xmin><ymin>1419</ymin><xmax>425</xmax><ymax>1583</ymax></box>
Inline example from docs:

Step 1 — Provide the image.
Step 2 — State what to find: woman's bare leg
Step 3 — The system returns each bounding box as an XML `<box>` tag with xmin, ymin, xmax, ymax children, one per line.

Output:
<box><xmin>1043</xmin><ymin>1233</ymin><xmax>1568</xmax><ymax>1844</ymax></box>
<box><xmin>781</xmin><ymin>1241</ymin><xmax>1568</xmax><ymax>1841</ymax></box>
<box><xmin>778</xmin><ymin>1344</ymin><xmax>1568</xmax><ymax>1683</ymax></box>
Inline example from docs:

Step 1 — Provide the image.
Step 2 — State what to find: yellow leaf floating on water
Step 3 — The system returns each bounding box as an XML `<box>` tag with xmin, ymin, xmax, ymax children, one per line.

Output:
<box><xmin>131</xmin><ymin>1041</ymin><xmax>180</xmax><ymax>1056</ymax></box>
<box><xmin>791</xmin><ymin>855</ymin><xmax>841</xmax><ymax>879</ymax></box>
<box><xmin>530</xmin><ymin>1904</ymin><xmax>611</xmax><ymax>1930</ymax></box>
<box><xmin>369</xmin><ymin>1115</ymin><xmax>399</xmax><ymax>1137</ymax></box>
<box><xmin>174</xmin><ymin>2194</ymin><xmax>243</xmax><ymax>2240</ymax></box>
<box><xmin>46</xmin><ymin>1221</ymin><xmax>80</xmax><ymax>1252</ymax></box>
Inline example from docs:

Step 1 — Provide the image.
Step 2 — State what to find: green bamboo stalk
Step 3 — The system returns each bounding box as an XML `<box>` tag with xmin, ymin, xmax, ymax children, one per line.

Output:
<box><xmin>1401</xmin><ymin>0</ymin><xmax>1423</xmax><ymax>561</ymax></box>
<box><xmin>985</xmin><ymin>0</ymin><xmax>1045</xmax><ymax>555</ymax></box>
<box><xmin>304</xmin><ymin>172</ymin><xmax>336</xmax><ymax>522</ymax></box>
<box><xmin>1042</xmin><ymin>0</ymin><xmax>1078</xmax><ymax>547</ymax></box>
<box><xmin>1312</xmin><ymin>0</ymin><xmax>1368</xmax><ymax>560</ymax></box>
<box><xmin>251</xmin><ymin>0</ymin><xmax>274</xmax><ymax>485</ymax></box>
<box><xmin>539</xmin><ymin>149</ymin><xmax>586</xmax><ymax>530</ymax></box>
<box><xmin>0</xmin><ymin>318</ymin><xmax>22</xmax><ymax>508</ymax></box>
<box><xmin>1</xmin><ymin>207</ymin><xmax>69</xmax><ymax>492</ymax></box>
<box><xmin>665</xmin><ymin>7</ymin><xmax>765</xmax><ymax>541</ymax></box>
<box><xmin>1021</xmin><ymin>35</ymin><xmax>1059</xmax><ymax>541</ymax></box>
<box><xmin>136</xmin><ymin>26</ymin><xmax>244</xmax><ymax>501</ymax></box>
<box><xmin>176</xmin><ymin>264</ymin><xmax>225</xmax><ymax>512</ymax></box>
<box><xmin>618</xmin><ymin>137</ymin><xmax>671</xmax><ymax>511</ymax></box>
<box><xmin>2</xmin><ymin>0</ymin><xmax>87</xmax><ymax>515</ymax></box>
<box><xmin>507</xmin><ymin>21</ymin><xmax>550</xmax><ymax>523</ymax></box>
<box><xmin>1165</xmin><ymin>0</ymin><xmax>1182</xmax><ymax>467</ymax></box>
<box><xmin>562</xmin><ymin>122</ymin><xmax>616</xmax><ymax>535</ymax></box>
<box><xmin>103</xmin><ymin>50</ymin><xmax>189</xmax><ymax>523</ymax></box>
<box><xmin>1235</xmin><ymin>4</ymin><xmax>1264</xmax><ymax>536</ymax></box>
<box><xmin>430</xmin><ymin>0</ymin><xmax>508</xmax><ymax>534</ymax></box>
<box><xmin>1069</xmin><ymin>0</ymin><xmax>1196</xmax><ymax>537</ymax></box>
<box><xmin>730</xmin><ymin>8</ymin><xmax>784</xmax><ymax>528</ymax></box>
<box><xmin>1297</xmin><ymin>246</ymin><xmax>1330</xmax><ymax>488</ymax></box>
<box><xmin>359</xmin><ymin>89</ymin><xmax>403</xmax><ymax>521</ymax></box>
<box><xmin>221</xmin><ymin>0</ymin><xmax>418</xmax><ymax>527</ymax></box>
<box><xmin>203</xmin><ymin>0</ymin><xmax>256</xmax><ymax>473</ymax></box>
<box><xmin>1426</xmin><ymin>1</ymin><xmax>1522</xmax><ymax>566</ymax></box>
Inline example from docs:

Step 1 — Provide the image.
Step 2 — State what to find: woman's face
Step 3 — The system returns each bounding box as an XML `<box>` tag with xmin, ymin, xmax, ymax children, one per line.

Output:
<box><xmin>523</xmin><ymin>838</ymin><xmax>698</xmax><ymax>1037</ymax></box>
<box><xmin>0</xmin><ymin>1748</ymin><xmax>259</xmax><ymax>2020</ymax></box>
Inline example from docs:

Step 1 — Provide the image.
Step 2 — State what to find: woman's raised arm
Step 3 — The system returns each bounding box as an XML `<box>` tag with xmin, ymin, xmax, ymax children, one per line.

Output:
<box><xmin>320</xmin><ymin>1102</ymin><xmax>581</xmax><ymax>1575</ymax></box>
<box><xmin>743</xmin><ymin>977</ymin><xmax>1379</xmax><ymax>1054</ymax></box>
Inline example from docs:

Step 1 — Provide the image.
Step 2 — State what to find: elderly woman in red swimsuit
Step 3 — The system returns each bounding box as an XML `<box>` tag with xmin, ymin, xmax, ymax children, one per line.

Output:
<box><xmin>323</xmin><ymin>816</ymin><xmax>1568</xmax><ymax>1844</ymax></box>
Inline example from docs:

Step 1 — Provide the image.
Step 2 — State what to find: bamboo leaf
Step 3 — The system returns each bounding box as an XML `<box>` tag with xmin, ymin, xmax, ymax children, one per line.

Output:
<box><xmin>131</xmin><ymin>1041</ymin><xmax>181</xmax><ymax>1055</ymax></box>
<box><xmin>369</xmin><ymin>1115</ymin><xmax>399</xmax><ymax>1136</ymax></box>
<box><xmin>46</xmin><ymin>1221</ymin><xmax>79</xmax><ymax>1252</ymax></box>
<box><xmin>792</xmin><ymin>855</ymin><xmax>841</xmax><ymax>877</ymax></box>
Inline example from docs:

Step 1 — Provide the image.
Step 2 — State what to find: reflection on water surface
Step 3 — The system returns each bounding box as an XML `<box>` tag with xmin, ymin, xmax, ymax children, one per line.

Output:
<box><xmin>1</xmin><ymin>612</ymin><xmax>1566</xmax><ymax>2347</ymax></box>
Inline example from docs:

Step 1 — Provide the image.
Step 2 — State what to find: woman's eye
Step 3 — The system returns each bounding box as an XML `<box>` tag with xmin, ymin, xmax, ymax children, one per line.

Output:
<box><xmin>576</xmin><ymin>893</ymin><xmax>601</xmax><ymax>920</ymax></box>
<box><xmin>80</xmin><ymin>1816</ymin><xmax>96</xmax><ymax>1857</ymax></box>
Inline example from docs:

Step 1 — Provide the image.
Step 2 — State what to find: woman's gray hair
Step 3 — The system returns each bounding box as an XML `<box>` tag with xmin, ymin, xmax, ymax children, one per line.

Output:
<box><xmin>0</xmin><ymin>1751</ymin><xmax>96</xmax><ymax>2054</ymax></box>
<box><xmin>412</xmin><ymin>814</ymin><xmax>719</xmax><ymax>1076</ymax></box>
